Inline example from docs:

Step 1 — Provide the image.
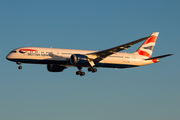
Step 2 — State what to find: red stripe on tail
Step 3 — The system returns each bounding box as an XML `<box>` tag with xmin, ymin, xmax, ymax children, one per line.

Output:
<box><xmin>144</xmin><ymin>36</ymin><xmax>157</xmax><ymax>44</ymax></box>
<box><xmin>137</xmin><ymin>50</ymin><xmax>151</xmax><ymax>58</ymax></box>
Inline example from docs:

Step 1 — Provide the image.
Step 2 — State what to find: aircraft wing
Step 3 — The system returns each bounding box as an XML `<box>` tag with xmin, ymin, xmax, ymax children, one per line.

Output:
<box><xmin>86</xmin><ymin>35</ymin><xmax>152</xmax><ymax>66</ymax></box>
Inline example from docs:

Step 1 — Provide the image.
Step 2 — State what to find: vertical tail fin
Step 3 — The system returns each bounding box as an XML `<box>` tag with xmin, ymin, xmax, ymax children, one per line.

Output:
<box><xmin>134</xmin><ymin>32</ymin><xmax>159</xmax><ymax>58</ymax></box>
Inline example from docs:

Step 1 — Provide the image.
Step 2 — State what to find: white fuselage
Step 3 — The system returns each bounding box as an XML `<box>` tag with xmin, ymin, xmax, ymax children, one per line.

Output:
<box><xmin>6</xmin><ymin>47</ymin><xmax>156</xmax><ymax>68</ymax></box>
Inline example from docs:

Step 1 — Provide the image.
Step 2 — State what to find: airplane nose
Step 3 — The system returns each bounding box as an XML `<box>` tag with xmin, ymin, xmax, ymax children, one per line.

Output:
<box><xmin>6</xmin><ymin>54</ymin><xmax>10</xmax><ymax>60</ymax></box>
<box><xmin>6</xmin><ymin>50</ymin><xmax>18</xmax><ymax>61</ymax></box>
<box><xmin>6</xmin><ymin>53</ymin><xmax>14</xmax><ymax>61</ymax></box>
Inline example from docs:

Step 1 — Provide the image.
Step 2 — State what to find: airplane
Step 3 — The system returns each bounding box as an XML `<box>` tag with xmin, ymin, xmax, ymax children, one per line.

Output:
<box><xmin>6</xmin><ymin>32</ymin><xmax>173</xmax><ymax>76</ymax></box>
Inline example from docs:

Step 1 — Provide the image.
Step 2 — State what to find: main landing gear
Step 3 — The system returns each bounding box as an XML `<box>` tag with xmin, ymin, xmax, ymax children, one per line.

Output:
<box><xmin>16</xmin><ymin>62</ymin><xmax>22</xmax><ymax>69</ymax></box>
<box><xmin>76</xmin><ymin>67</ymin><xmax>97</xmax><ymax>76</ymax></box>
<box><xmin>76</xmin><ymin>66</ymin><xmax>85</xmax><ymax>76</ymax></box>
<box><xmin>88</xmin><ymin>67</ymin><xmax>97</xmax><ymax>73</ymax></box>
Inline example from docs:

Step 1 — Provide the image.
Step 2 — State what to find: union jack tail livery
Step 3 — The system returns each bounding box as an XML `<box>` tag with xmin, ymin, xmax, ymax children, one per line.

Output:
<box><xmin>134</xmin><ymin>32</ymin><xmax>159</xmax><ymax>58</ymax></box>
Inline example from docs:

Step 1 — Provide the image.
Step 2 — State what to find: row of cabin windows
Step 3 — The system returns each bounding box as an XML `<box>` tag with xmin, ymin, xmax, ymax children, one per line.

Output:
<box><xmin>29</xmin><ymin>51</ymin><xmax>52</xmax><ymax>54</ymax></box>
<box><xmin>111</xmin><ymin>56</ymin><xmax>130</xmax><ymax>58</ymax></box>
<box><xmin>27</xmin><ymin>51</ymin><xmax>131</xmax><ymax>58</ymax></box>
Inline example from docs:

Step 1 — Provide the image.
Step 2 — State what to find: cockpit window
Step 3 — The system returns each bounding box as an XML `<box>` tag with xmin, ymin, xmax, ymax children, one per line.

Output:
<box><xmin>10</xmin><ymin>51</ymin><xmax>17</xmax><ymax>53</ymax></box>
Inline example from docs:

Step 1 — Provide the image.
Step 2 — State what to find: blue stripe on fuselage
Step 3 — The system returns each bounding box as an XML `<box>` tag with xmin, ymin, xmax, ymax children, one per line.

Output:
<box><xmin>7</xmin><ymin>59</ymin><xmax>139</xmax><ymax>68</ymax></box>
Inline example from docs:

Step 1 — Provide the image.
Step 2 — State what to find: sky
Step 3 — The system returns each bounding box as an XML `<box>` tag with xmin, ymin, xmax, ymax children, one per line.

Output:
<box><xmin>0</xmin><ymin>0</ymin><xmax>180</xmax><ymax>120</ymax></box>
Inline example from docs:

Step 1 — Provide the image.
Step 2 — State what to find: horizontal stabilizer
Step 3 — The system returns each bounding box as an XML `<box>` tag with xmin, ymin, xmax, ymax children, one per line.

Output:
<box><xmin>145</xmin><ymin>54</ymin><xmax>174</xmax><ymax>60</ymax></box>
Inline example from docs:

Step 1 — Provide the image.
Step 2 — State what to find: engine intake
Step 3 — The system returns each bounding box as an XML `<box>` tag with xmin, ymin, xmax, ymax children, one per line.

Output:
<box><xmin>70</xmin><ymin>54</ymin><xmax>89</xmax><ymax>65</ymax></box>
<box><xmin>47</xmin><ymin>64</ymin><xmax>66</xmax><ymax>72</ymax></box>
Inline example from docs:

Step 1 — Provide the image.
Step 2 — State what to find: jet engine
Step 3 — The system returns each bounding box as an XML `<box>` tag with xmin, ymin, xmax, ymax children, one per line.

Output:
<box><xmin>47</xmin><ymin>64</ymin><xmax>67</xmax><ymax>72</ymax></box>
<box><xmin>70</xmin><ymin>54</ymin><xmax>89</xmax><ymax>65</ymax></box>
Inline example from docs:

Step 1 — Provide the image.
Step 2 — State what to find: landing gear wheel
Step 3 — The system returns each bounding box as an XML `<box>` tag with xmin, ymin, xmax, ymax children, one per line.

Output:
<box><xmin>92</xmin><ymin>68</ymin><xmax>97</xmax><ymax>73</ymax></box>
<box><xmin>80</xmin><ymin>72</ymin><xmax>85</xmax><ymax>76</ymax></box>
<box><xmin>88</xmin><ymin>67</ymin><xmax>93</xmax><ymax>72</ymax></box>
<box><xmin>18</xmin><ymin>66</ymin><xmax>22</xmax><ymax>69</ymax></box>
<box><xmin>76</xmin><ymin>71</ymin><xmax>81</xmax><ymax>75</ymax></box>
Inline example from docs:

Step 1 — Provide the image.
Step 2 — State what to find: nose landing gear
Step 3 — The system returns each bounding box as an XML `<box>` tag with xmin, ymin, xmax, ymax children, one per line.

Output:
<box><xmin>18</xmin><ymin>66</ymin><xmax>22</xmax><ymax>69</ymax></box>
<box><xmin>17</xmin><ymin>62</ymin><xmax>22</xmax><ymax>69</ymax></box>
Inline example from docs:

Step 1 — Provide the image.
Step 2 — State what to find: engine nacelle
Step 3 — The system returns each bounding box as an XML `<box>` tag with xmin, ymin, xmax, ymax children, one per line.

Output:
<box><xmin>47</xmin><ymin>64</ymin><xmax>66</xmax><ymax>72</ymax></box>
<box><xmin>70</xmin><ymin>54</ymin><xmax>89</xmax><ymax>65</ymax></box>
